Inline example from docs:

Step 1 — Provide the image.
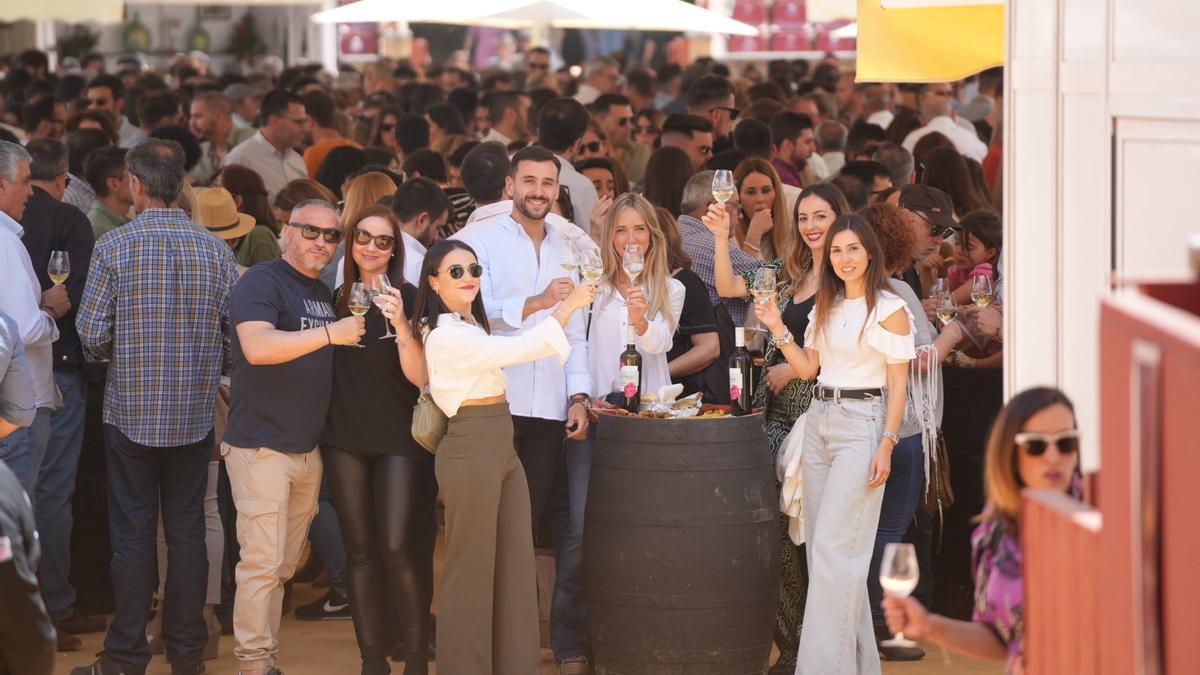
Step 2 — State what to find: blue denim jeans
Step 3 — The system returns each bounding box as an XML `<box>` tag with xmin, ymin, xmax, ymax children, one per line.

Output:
<box><xmin>37</xmin><ymin>367</ymin><xmax>87</xmax><ymax>621</ymax></box>
<box><xmin>103</xmin><ymin>424</ymin><xmax>212</xmax><ymax>674</ymax></box>
<box><xmin>868</xmin><ymin>433</ymin><xmax>926</xmax><ymax>628</ymax></box>
<box><xmin>799</xmin><ymin>398</ymin><xmax>887</xmax><ymax>675</ymax></box>
<box><xmin>549</xmin><ymin>425</ymin><xmax>594</xmax><ymax>661</ymax></box>
<box><xmin>307</xmin><ymin>473</ymin><xmax>348</xmax><ymax>596</ymax></box>
<box><xmin>0</xmin><ymin>406</ymin><xmax>51</xmax><ymax>495</ymax></box>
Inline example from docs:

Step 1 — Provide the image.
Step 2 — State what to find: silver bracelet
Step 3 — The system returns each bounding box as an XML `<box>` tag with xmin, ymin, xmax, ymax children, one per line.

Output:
<box><xmin>771</xmin><ymin>330</ymin><xmax>795</xmax><ymax>347</ymax></box>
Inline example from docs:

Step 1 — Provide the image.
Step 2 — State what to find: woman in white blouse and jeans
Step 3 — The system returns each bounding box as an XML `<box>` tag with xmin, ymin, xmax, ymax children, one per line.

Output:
<box><xmin>402</xmin><ymin>239</ymin><xmax>597</xmax><ymax>675</ymax></box>
<box><xmin>588</xmin><ymin>193</ymin><xmax>685</xmax><ymax>403</ymax></box>
<box><xmin>752</xmin><ymin>214</ymin><xmax>916</xmax><ymax>674</ymax></box>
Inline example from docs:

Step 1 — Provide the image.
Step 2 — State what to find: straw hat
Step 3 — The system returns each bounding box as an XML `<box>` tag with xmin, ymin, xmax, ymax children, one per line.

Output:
<box><xmin>194</xmin><ymin>187</ymin><xmax>256</xmax><ymax>240</ymax></box>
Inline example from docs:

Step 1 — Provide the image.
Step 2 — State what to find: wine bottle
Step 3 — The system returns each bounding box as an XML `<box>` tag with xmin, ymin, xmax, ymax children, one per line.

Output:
<box><xmin>729</xmin><ymin>327</ymin><xmax>754</xmax><ymax>416</ymax></box>
<box><xmin>619</xmin><ymin>323</ymin><xmax>642</xmax><ymax>413</ymax></box>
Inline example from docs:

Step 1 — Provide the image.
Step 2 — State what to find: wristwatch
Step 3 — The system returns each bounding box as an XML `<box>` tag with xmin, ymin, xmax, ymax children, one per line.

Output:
<box><xmin>570</xmin><ymin>394</ymin><xmax>592</xmax><ymax>412</ymax></box>
<box><xmin>881</xmin><ymin>431</ymin><xmax>900</xmax><ymax>445</ymax></box>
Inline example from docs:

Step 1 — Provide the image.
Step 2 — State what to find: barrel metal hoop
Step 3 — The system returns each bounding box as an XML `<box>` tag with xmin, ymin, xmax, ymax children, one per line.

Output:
<box><xmin>586</xmin><ymin>588</ymin><xmax>776</xmax><ymax>609</ymax></box>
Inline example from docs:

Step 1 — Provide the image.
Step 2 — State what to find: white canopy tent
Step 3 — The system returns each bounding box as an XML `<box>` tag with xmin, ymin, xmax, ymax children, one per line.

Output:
<box><xmin>309</xmin><ymin>0</ymin><xmax>759</xmax><ymax>35</ymax></box>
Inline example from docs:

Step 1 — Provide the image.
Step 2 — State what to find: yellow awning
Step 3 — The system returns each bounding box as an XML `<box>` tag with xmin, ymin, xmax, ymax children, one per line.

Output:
<box><xmin>855</xmin><ymin>0</ymin><xmax>1004</xmax><ymax>83</ymax></box>
<box><xmin>0</xmin><ymin>0</ymin><xmax>124</xmax><ymax>24</ymax></box>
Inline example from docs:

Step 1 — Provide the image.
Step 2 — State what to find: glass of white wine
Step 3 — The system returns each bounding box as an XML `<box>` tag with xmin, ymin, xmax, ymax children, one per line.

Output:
<box><xmin>878</xmin><ymin>543</ymin><xmax>920</xmax><ymax>648</ymax></box>
<box><xmin>346</xmin><ymin>282</ymin><xmax>371</xmax><ymax>348</ymax></box>
<box><xmin>580</xmin><ymin>248</ymin><xmax>604</xmax><ymax>314</ymax></box>
<box><xmin>560</xmin><ymin>241</ymin><xmax>579</xmax><ymax>276</ymax></box>
<box><xmin>48</xmin><ymin>250</ymin><xmax>70</xmax><ymax>285</ymax></box>
<box><xmin>370</xmin><ymin>274</ymin><xmax>396</xmax><ymax>340</ymax></box>
<box><xmin>622</xmin><ymin>243</ymin><xmax>645</xmax><ymax>288</ymax></box>
<box><xmin>936</xmin><ymin>292</ymin><xmax>959</xmax><ymax>327</ymax></box>
<box><xmin>970</xmin><ymin>274</ymin><xmax>993</xmax><ymax>307</ymax></box>
<box><xmin>751</xmin><ymin>266</ymin><xmax>776</xmax><ymax>306</ymax></box>
<box><xmin>712</xmin><ymin>170</ymin><xmax>735</xmax><ymax>204</ymax></box>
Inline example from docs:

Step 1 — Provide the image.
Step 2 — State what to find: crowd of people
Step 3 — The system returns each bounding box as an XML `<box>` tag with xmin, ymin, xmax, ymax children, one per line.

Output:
<box><xmin>0</xmin><ymin>42</ymin><xmax>1071</xmax><ymax>675</ymax></box>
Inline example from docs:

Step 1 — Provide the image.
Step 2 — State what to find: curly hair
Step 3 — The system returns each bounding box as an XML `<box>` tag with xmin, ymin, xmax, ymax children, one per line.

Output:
<box><xmin>859</xmin><ymin>203</ymin><xmax>921</xmax><ymax>274</ymax></box>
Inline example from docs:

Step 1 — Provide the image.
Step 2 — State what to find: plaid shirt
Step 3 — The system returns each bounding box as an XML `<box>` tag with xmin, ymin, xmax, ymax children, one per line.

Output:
<box><xmin>77</xmin><ymin>208</ymin><xmax>239</xmax><ymax>447</ymax></box>
<box><xmin>677</xmin><ymin>214</ymin><xmax>759</xmax><ymax>326</ymax></box>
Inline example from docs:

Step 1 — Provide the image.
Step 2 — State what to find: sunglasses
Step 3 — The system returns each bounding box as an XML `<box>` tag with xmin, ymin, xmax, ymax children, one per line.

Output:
<box><xmin>635</xmin><ymin>125</ymin><xmax>659</xmax><ymax>135</ymax></box>
<box><xmin>289</xmin><ymin>222</ymin><xmax>343</xmax><ymax>244</ymax></box>
<box><xmin>353</xmin><ymin>228</ymin><xmax>395</xmax><ymax>250</ymax></box>
<box><xmin>379</xmin><ymin>123</ymin><xmax>395</xmax><ymax>132</ymax></box>
<box><xmin>1015</xmin><ymin>430</ymin><xmax>1080</xmax><ymax>457</ymax></box>
<box><xmin>715</xmin><ymin>106</ymin><xmax>741</xmax><ymax>120</ymax></box>
<box><xmin>528</xmin><ymin>62</ymin><xmax>549</xmax><ymax>71</ymax></box>
<box><xmin>440</xmin><ymin>263</ymin><xmax>484</xmax><ymax>279</ymax></box>
<box><xmin>582</xmin><ymin>141</ymin><xmax>603</xmax><ymax>153</ymax></box>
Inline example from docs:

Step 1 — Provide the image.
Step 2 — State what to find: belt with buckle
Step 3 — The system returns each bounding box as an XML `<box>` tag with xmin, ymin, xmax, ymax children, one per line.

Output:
<box><xmin>814</xmin><ymin>386</ymin><xmax>884</xmax><ymax>402</ymax></box>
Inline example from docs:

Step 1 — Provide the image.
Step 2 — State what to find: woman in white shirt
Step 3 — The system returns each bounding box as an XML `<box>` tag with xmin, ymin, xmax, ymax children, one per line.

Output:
<box><xmin>754</xmin><ymin>214</ymin><xmax>916</xmax><ymax>675</ymax></box>
<box><xmin>588</xmin><ymin>193</ymin><xmax>685</xmax><ymax>404</ymax></box>
<box><xmin>402</xmin><ymin>239</ymin><xmax>596</xmax><ymax>675</ymax></box>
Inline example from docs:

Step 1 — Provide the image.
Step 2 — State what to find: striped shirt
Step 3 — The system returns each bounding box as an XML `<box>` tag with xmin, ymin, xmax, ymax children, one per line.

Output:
<box><xmin>77</xmin><ymin>208</ymin><xmax>239</xmax><ymax>447</ymax></box>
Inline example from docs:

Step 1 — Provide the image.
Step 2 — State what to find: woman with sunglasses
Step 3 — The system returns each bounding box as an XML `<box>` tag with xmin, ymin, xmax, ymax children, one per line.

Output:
<box><xmin>407</xmin><ymin>239</ymin><xmax>597</xmax><ymax>675</ymax></box>
<box><xmin>883</xmin><ymin>387</ymin><xmax>1081</xmax><ymax>675</ymax></box>
<box><xmin>751</xmin><ymin>215</ymin><xmax>915</xmax><ymax>674</ymax></box>
<box><xmin>321</xmin><ymin>204</ymin><xmax>432</xmax><ymax>675</ymax></box>
<box><xmin>577</xmin><ymin>118</ymin><xmax>609</xmax><ymax>162</ymax></box>
<box><xmin>633</xmin><ymin>108</ymin><xmax>664</xmax><ymax>149</ymax></box>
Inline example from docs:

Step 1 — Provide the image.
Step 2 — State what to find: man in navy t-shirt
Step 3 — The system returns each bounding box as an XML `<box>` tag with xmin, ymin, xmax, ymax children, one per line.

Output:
<box><xmin>222</xmin><ymin>199</ymin><xmax>363</xmax><ymax>675</ymax></box>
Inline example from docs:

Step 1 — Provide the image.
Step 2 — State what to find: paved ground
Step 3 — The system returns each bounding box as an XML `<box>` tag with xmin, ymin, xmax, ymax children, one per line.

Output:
<box><xmin>53</xmin><ymin>581</ymin><xmax>1002</xmax><ymax>674</ymax></box>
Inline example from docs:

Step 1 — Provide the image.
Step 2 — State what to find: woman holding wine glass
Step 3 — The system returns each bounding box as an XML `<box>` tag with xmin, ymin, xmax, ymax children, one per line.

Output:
<box><xmin>753</xmin><ymin>214</ymin><xmax>915</xmax><ymax>674</ymax></box>
<box><xmin>321</xmin><ymin>203</ymin><xmax>433</xmax><ymax>675</ymax></box>
<box><xmin>412</xmin><ymin>239</ymin><xmax>598</xmax><ymax>675</ymax></box>
<box><xmin>586</xmin><ymin>193</ymin><xmax>685</xmax><ymax>407</ymax></box>
<box><xmin>703</xmin><ymin>182</ymin><xmax>850</xmax><ymax>673</ymax></box>
<box><xmin>883</xmin><ymin>387</ymin><xmax>1082</xmax><ymax>675</ymax></box>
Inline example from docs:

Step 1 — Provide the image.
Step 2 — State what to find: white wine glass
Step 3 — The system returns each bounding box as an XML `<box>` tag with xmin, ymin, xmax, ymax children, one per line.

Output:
<box><xmin>622</xmin><ymin>243</ymin><xmax>645</xmax><ymax>288</ymax></box>
<box><xmin>48</xmin><ymin>250</ymin><xmax>70</xmax><ymax>285</ymax></box>
<box><xmin>970</xmin><ymin>274</ymin><xmax>993</xmax><ymax>307</ymax></box>
<box><xmin>371</xmin><ymin>274</ymin><xmax>396</xmax><ymax>340</ymax></box>
<box><xmin>936</xmin><ymin>292</ymin><xmax>958</xmax><ymax>327</ymax></box>
<box><xmin>560</xmin><ymin>241</ymin><xmax>579</xmax><ymax>276</ymax></box>
<box><xmin>751</xmin><ymin>266</ymin><xmax>776</xmax><ymax>307</ymax></box>
<box><xmin>346</xmin><ymin>282</ymin><xmax>371</xmax><ymax>348</ymax></box>
<box><xmin>580</xmin><ymin>247</ymin><xmax>604</xmax><ymax>314</ymax></box>
<box><xmin>879</xmin><ymin>543</ymin><xmax>920</xmax><ymax>648</ymax></box>
<box><xmin>712</xmin><ymin>170</ymin><xmax>735</xmax><ymax>204</ymax></box>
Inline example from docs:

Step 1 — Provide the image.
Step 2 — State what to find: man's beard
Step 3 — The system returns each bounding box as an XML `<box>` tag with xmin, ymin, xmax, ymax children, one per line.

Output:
<box><xmin>515</xmin><ymin>194</ymin><xmax>550</xmax><ymax>221</ymax></box>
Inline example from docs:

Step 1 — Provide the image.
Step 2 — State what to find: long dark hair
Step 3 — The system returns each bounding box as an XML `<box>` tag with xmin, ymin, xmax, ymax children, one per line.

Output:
<box><xmin>337</xmin><ymin>204</ymin><xmax>407</xmax><ymax>317</ymax></box>
<box><xmin>982</xmin><ymin>387</ymin><xmax>1077</xmax><ymax>532</ymax></box>
<box><xmin>920</xmin><ymin>146</ymin><xmax>987</xmax><ymax>216</ymax></box>
<box><xmin>812</xmin><ymin>214</ymin><xmax>892</xmax><ymax>342</ymax></box>
<box><xmin>217</xmin><ymin>164</ymin><xmax>281</xmax><ymax>234</ymax></box>
<box><xmin>410</xmin><ymin>239</ymin><xmax>490</xmax><ymax>343</ymax></box>
<box><xmin>785</xmin><ymin>182</ymin><xmax>850</xmax><ymax>285</ymax></box>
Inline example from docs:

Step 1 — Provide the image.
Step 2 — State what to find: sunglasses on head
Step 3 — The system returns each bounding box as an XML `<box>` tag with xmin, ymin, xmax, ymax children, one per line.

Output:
<box><xmin>289</xmin><ymin>222</ymin><xmax>343</xmax><ymax>244</ymax></box>
<box><xmin>1015</xmin><ymin>430</ymin><xmax>1080</xmax><ymax>457</ymax></box>
<box><xmin>353</xmin><ymin>228</ymin><xmax>395</xmax><ymax>250</ymax></box>
<box><xmin>440</xmin><ymin>263</ymin><xmax>484</xmax><ymax>279</ymax></box>
<box><xmin>582</xmin><ymin>141</ymin><xmax>603</xmax><ymax>153</ymax></box>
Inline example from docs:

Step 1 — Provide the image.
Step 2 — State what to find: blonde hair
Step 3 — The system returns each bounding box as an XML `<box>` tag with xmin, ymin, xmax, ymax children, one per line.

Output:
<box><xmin>340</xmin><ymin>172</ymin><xmax>398</xmax><ymax>228</ymax></box>
<box><xmin>599</xmin><ymin>193</ymin><xmax>676</xmax><ymax>331</ymax></box>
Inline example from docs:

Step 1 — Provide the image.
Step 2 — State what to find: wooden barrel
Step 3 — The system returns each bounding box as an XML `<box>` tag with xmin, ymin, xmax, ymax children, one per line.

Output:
<box><xmin>585</xmin><ymin>413</ymin><xmax>778</xmax><ymax>675</ymax></box>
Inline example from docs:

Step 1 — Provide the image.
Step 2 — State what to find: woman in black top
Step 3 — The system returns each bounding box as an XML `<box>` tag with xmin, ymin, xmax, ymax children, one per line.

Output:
<box><xmin>323</xmin><ymin>204</ymin><xmax>432</xmax><ymax>675</ymax></box>
<box><xmin>658</xmin><ymin>206</ymin><xmax>720</xmax><ymax>396</ymax></box>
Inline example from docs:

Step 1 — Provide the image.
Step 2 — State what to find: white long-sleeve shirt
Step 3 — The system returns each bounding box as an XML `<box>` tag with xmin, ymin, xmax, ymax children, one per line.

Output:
<box><xmin>456</xmin><ymin>215</ymin><xmax>591</xmax><ymax>421</ymax></box>
<box><xmin>424</xmin><ymin>313</ymin><xmax>570</xmax><ymax>418</ymax></box>
<box><xmin>587</xmin><ymin>279</ymin><xmax>685</xmax><ymax>400</ymax></box>
<box><xmin>0</xmin><ymin>211</ymin><xmax>60</xmax><ymax>409</ymax></box>
<box><xmin>902</xmin><ymin>115</ymin><xmax>988</xmax><ymax>163</ymax></box>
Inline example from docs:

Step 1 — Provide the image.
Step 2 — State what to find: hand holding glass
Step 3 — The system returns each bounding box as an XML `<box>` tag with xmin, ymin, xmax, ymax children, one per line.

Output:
<box><xmin>751</xmin><ymin>266</ymin><xmax>776</xmax><ymax>306</ymax></box>
<box><xmin>345</xmin><ymin>282</ymin><xmax>371</xmax><ymax>347</ymax></box>
<box><xmin>879</xmin><ymin>543</ymin><xmax>920</xmax><ymax>648</ymax></box>
<box><xmin>971</xmin><ymin>275</ymin><xmax>993</xmax><ymax>307</ymax></box>
<box><xmin>580</xmin><ymin>248</ymin><xmax>604</xmax><ymax>314</ymax></box>
<box><xmin>712</xmin><ymin>170</ymin><xmax>735</xmax><ymax>204</ymax></box>
<box><xmin>370</xmin><ymin>274</ymin><xmax>396</xmax><ymax>339</ymax></box>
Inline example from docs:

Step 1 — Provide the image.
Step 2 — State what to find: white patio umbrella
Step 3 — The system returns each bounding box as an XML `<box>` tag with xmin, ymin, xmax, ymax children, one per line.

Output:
<box><xmin>310</xmin><ymin>0</ymin><xmax>759</xmax><ymax>36</ymax></box>
<box><xmin>0</xmin><ymin>0</ymin><xmax>123</xmax><ymax>23</ymax></box>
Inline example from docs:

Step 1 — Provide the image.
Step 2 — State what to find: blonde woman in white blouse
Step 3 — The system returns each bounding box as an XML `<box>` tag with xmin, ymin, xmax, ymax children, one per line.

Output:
<box><xmin>394</xmin><ymin>239</ymin><xmax>596</xmax><ymax>675</ymax></box>
<box><xmin>588</xmin><ymin>193</ymin><xmax>685</xmax><ymax>402</ymax></box>
<box><xmin>750</xmin><ymin>214</ymin><xmax>916</xmax><ymax>675</ymax></box>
